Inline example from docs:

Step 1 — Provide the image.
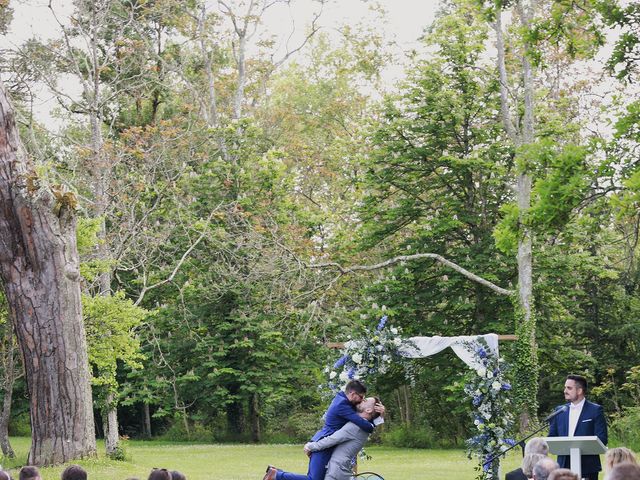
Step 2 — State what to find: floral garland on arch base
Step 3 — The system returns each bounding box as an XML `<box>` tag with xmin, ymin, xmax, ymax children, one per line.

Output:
<box><xmin>323</xmin><ymin>315</ymin><xmax>410</xmax><ymax>393</ymax></box>
<box><xmin>464</xmin><ymin>338</ymin><xmax>515</xmax><ymax>480</ymax></box>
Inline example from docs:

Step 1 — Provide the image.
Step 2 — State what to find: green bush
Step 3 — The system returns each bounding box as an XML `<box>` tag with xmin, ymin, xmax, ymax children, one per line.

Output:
<box><xmin>8</xmin><ymin>412</ymin><xmax>31</xmax><ymax>437</ymax></box>
<box><xmin>157</xmin><ymin>419</ymin><xmax>214</xmax><ymax>443</ymax></box>
<box><xmin>264</xmin><ymin>411</ymin><xmax>321</xmax><ymax>443</ymax></box>
<box><xmin>107</xmin><ymin>441</ymin><xmax>130</xmax><ymax>461</ymax></box>
<box><xmin>609</xmin><ymin>407</ymin><xmax>640</xmax><ymax>451</ymax></box>
<box><xmin>380</xmin><ymin>424</ymin><xmax>439</xmax><ymax>449</ymax></box>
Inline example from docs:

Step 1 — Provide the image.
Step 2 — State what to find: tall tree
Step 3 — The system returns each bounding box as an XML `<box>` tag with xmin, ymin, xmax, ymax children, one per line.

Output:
<box><xmin>0</xmin><ymin>82</ymin><xmax>96</xmax><ymax>465</ymax></box>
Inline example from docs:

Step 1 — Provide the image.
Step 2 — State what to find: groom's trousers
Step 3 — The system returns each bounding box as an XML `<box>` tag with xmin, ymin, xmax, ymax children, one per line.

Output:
<box><xmin>276</xmin><ymin>449</ymin><xmax>333</xmax><ymax>480</ymax></box>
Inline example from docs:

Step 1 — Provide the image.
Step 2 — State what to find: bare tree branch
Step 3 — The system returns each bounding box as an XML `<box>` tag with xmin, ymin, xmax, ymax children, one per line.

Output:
<box><xmin>307</xmin><ymin>253</ymin><xmax>514</xmax><ymax>296</ymax></box>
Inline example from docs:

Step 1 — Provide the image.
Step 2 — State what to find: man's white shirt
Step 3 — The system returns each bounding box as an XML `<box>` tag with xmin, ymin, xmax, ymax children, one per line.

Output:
<box><xmin>568</xmin><ymin>397</ymin><xmax>585</xmax><ymax>436</ymax></box>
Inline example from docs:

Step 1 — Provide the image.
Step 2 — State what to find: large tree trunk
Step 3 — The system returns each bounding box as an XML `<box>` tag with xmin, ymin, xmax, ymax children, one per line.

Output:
<box><xmin>0</xmin><ymin>82</ymin><xmax>96</xmax><ymax>465</ymax></box>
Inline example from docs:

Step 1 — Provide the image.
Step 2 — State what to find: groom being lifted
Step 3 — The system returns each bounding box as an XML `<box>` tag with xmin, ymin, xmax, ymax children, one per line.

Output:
<box><xmin>263</xmin><ymin>380</ymin><xmax>384</xmax><ymax>480</ymax></box>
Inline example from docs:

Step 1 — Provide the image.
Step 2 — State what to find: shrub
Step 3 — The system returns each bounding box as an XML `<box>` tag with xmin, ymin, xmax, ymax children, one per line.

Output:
<box><xmin>8</xmin><ymin>412</ymin><xmax>30</xmax><ymax>437</ymax></box>
<box><xmin>609</xmin><ymin>406</ymin><xmax>640</xmax><ymax>451</ymax></box>
<box><xmin>381</xmin><ymin>424</ymin><xmax>438</xmax><ymax>449</ymax></box>
<box><xmin>158</xmin><ymin>419</ymin><xmax>213</xmax><ymax>443</ymax></box>
<box><xmin>107</xmin><ymin>441</ymin><xmax>130</xmax><ymax>461</ymax></box>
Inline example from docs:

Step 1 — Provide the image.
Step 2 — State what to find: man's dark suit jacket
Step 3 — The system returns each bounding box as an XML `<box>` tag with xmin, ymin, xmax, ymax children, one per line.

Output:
<box><xmin>548</xmin><ymin>399</ymin><xmax>608</xmax><ymax>475</ymax></box>
<box><xmin>504</xmin><ymin>467</ymin><xmax>527</xmax><ymax>480</ymax></box>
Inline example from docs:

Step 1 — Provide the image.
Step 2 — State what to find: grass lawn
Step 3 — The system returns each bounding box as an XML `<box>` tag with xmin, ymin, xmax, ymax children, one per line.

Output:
<box><xmin>0</xmin><ymin>438</ymin><xmax>523</xmax><ymax>480</ymax></box>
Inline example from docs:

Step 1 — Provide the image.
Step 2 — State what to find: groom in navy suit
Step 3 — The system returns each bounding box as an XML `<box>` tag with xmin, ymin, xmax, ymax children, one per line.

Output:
<box><xmin>548</xmin><ymin>374</ymin><xmax>608</xmax><ymax>480</ymax></box>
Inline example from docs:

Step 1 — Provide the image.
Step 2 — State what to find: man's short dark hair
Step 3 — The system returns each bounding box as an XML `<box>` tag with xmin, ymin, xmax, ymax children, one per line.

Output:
<box><xmin>148</xmin><ymin>469</ymin><xmax>171</xmax><ymax>480</ymax></box>
<box><xmin>61</xmin><ymin>465</ymin><xmax>87</xmax><ymax>480</ymax></box>
<box><xmin>19</xmin><ymin>466</ymin><xmax>40</xmax><ymax>480</ymax></box>
<box><xmin>345</xmin><ymin>380</ymin><xmax>367</xmax><ymax>395</ymax></box>
<box><xmin>609</xmin><ymin>462</ymin><xmax>640</xmax><ymax>480</ymax></box>
<box><xmin>170</xmin><ymin>472</ymin><xmax>186</xmax><ymax>480</ymax></box>
<box><xmin>566</xmin><ymin>374</ymin><xmax>588</xmax><ymax>393</ymax></box>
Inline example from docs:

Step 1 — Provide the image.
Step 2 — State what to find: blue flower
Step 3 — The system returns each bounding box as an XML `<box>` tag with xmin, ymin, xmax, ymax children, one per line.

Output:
<box><xmin>477</xmin><ymin>347</ymin><xmax>487</xmax><ymax>359</ymax></box>
<box><xmin>483</xmin><ymin>455</ymin><xmax>493</xmax><ymax>471</ymax></box>
<box><xmin>501</xmin><ymin>383</ymin><xmax>512</xmax><ymax>391</ymax></box>
<box><xmin>347</xmin><ymin>367</ymin><xmax>356</xmax><ymax>379</ymax></box>
<box><xmin>376</xmin><ymin>315</ymin><xmax>388</xmax><ymax>331</ymax></box>
<box><xmin>333</xmin><ymin>355</ymin><xmax>348</xmax><ymax>369</ymax></box>
<box><xmin>472</xmin><ymin>395</ymin><xmax>483</xmax><ymax>406</ymax></box>
<box><xmin>504</xmin><ymin>438</ymin><xmax>517</xmax><ymax>446</ymax></box>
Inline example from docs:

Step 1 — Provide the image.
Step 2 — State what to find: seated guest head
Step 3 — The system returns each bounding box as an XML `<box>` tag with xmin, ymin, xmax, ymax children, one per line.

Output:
<box><xmin>522</xmin><ymin>453</ymin><xmax>546</xmax><ymax>478</ymax></box>
<box><xmin>532</xmin><ymin>458</ymin><xmax>559</xmax><ymax>480</ymax></box>
<box><xmin>608</xmin><ymin>462</ymin><xmax>640</xmax><ymax>480</ymax></box>
<box><xmin>525</xmin><ymin>437</ymin><xmax>549</xmax><ymax>456</ymax></box>
<box><xmin>548</xmin><ymin>469</ymin><xmax>578</xmax><ymax>480</ymax></box>
<box><xmin>61</xmin><ymin>465</ymin><xmax>87</xmax><ymax>480</ymax></box>
<box><xmin>19</xmin><ymin>466</ymin><xmax>41</xmax><ymax>480</ymax></box>
<box><xmin>148</xmin><ymin>469</ymin><xmax>171</xmax><ymax>480</ymax></box>
<box><xmin>345</xmin><ymin>380</ymin><xmax>367</xmax><ymax>405</ymax></box>
<box><xmin>170</xmin><ymin>472</ymin><xmax>186</xmax><ymax>480</ymax></box>
<box><xmin>0</xmin><ymin>470</ymin><xmax>11</xmax><ymax>480</ymax></box>
<box><xmin>605</xmin><ymin>446</ymin><xmax>638</xmax><ymax>474</ymax></box>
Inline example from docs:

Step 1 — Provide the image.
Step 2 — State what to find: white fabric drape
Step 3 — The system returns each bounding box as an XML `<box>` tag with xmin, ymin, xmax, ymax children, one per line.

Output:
<box><xmin>399</xmin><ymin>333</ymin><xmax>499</xmax><ymax>370</ymax></box>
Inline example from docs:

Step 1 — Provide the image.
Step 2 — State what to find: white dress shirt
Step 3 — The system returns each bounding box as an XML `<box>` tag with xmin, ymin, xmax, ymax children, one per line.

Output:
<box><xmin>568</xmin><ymin>397</ymin><xmax>585</xmax><ymax>436</ymax></box>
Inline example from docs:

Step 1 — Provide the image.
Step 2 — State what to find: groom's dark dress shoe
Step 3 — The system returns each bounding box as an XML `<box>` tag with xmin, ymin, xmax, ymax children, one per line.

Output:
<box><xmin>262</xmin><ymin>465</ymin><xmax>277</xmax><ymax>480</ymax></box>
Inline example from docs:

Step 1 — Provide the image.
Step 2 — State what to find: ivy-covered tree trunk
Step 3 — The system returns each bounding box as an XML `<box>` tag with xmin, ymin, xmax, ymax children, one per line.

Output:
<box><xmin>494</xmin><ymin>0</ymin><xmax>539</xmax><ymax>430</ymax></box>
<box><xmin>0</xmin><ymin>82</ymin><xmax>96</xmax><ymax>465</ymax></box>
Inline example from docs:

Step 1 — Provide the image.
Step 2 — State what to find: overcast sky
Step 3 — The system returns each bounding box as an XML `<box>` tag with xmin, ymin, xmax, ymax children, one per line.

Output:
<box><xmin>8</xmin><ymin>0</ymin><xmax>440</xmax><ymax>54</ymax></box>
<box><xmin>5</xmin><ymin>0</ymin><xmax>441</xmax><ymax>123</ymax></box>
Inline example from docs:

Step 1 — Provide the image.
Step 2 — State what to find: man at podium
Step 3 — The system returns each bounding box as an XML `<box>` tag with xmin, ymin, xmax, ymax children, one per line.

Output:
<box><xmin>548</xmin><ymin>374</ymin><xmax>608</xmax><ymax>480</ymax></box>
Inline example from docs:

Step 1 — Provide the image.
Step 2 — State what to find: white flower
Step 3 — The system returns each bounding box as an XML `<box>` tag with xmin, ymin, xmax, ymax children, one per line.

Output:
<box><xmin>476</xmin><ymin>367</ymin><xmax>487</xmax><ymax>378</ymax></box>
<box><xmin>372</xmin><ymin>303</ymin><xmax>379</xmax><ymax>310</ymax></box>
<box><xmin>390</xmin><ymin>327</ymin><xmax>398</xmax><ymax>335</ymax></box>
<box><xmin>339</xmin><ymin>371</ymin><xmax>349</xmax><ymax>382</ymax></box>
<box><xmin>492</xmin><ymin>381</ymin><xmax>501</xmax><ymax>391</ymax></box>
<box><xmin>487</xmin><ymin>371</ymin><xmax>494</xmax><ymax>379</ymax></box>
<box><xmin>381</xmin><ymin>305</ymin><xmax>387</xmax><ymax>311</ymax></box>
<box><xmin>382</xmin><ymin>354</ymin><xmax>389</xmax><ymax>362</ymax></box>
<box><xmin>329</xmin><ymin>371</ymin><xmax>337</xmax><ymax>379</ymax></box>
<box><xmin>352</xmin><ymin>353</ymin><xmax>363</xmax><ymax>364</ymax></box>
<box><xmin>393</xmin><ymin>337</ymin><xmax>402</xmax><ymax>346</ymax></box>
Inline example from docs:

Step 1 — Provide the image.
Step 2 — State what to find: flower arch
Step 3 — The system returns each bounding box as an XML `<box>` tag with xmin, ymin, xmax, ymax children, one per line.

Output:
<box><xmin>325</xmin><ymin>316</ymin><xmax>514</xmax><ymax>480</ymax></box>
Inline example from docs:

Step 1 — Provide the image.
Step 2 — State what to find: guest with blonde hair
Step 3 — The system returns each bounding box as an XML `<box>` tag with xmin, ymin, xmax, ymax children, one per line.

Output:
<box><xmin>604</xmin><ymin>447</ymin><xmax>638</xmax><ymax>479</ymax></box>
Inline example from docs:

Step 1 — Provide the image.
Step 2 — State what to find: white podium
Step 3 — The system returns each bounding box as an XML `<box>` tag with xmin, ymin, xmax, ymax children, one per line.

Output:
<box><xmin>543</xmin><ymin>436</ymin><xmax>607</xmax><ymax>479</ymax></box>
